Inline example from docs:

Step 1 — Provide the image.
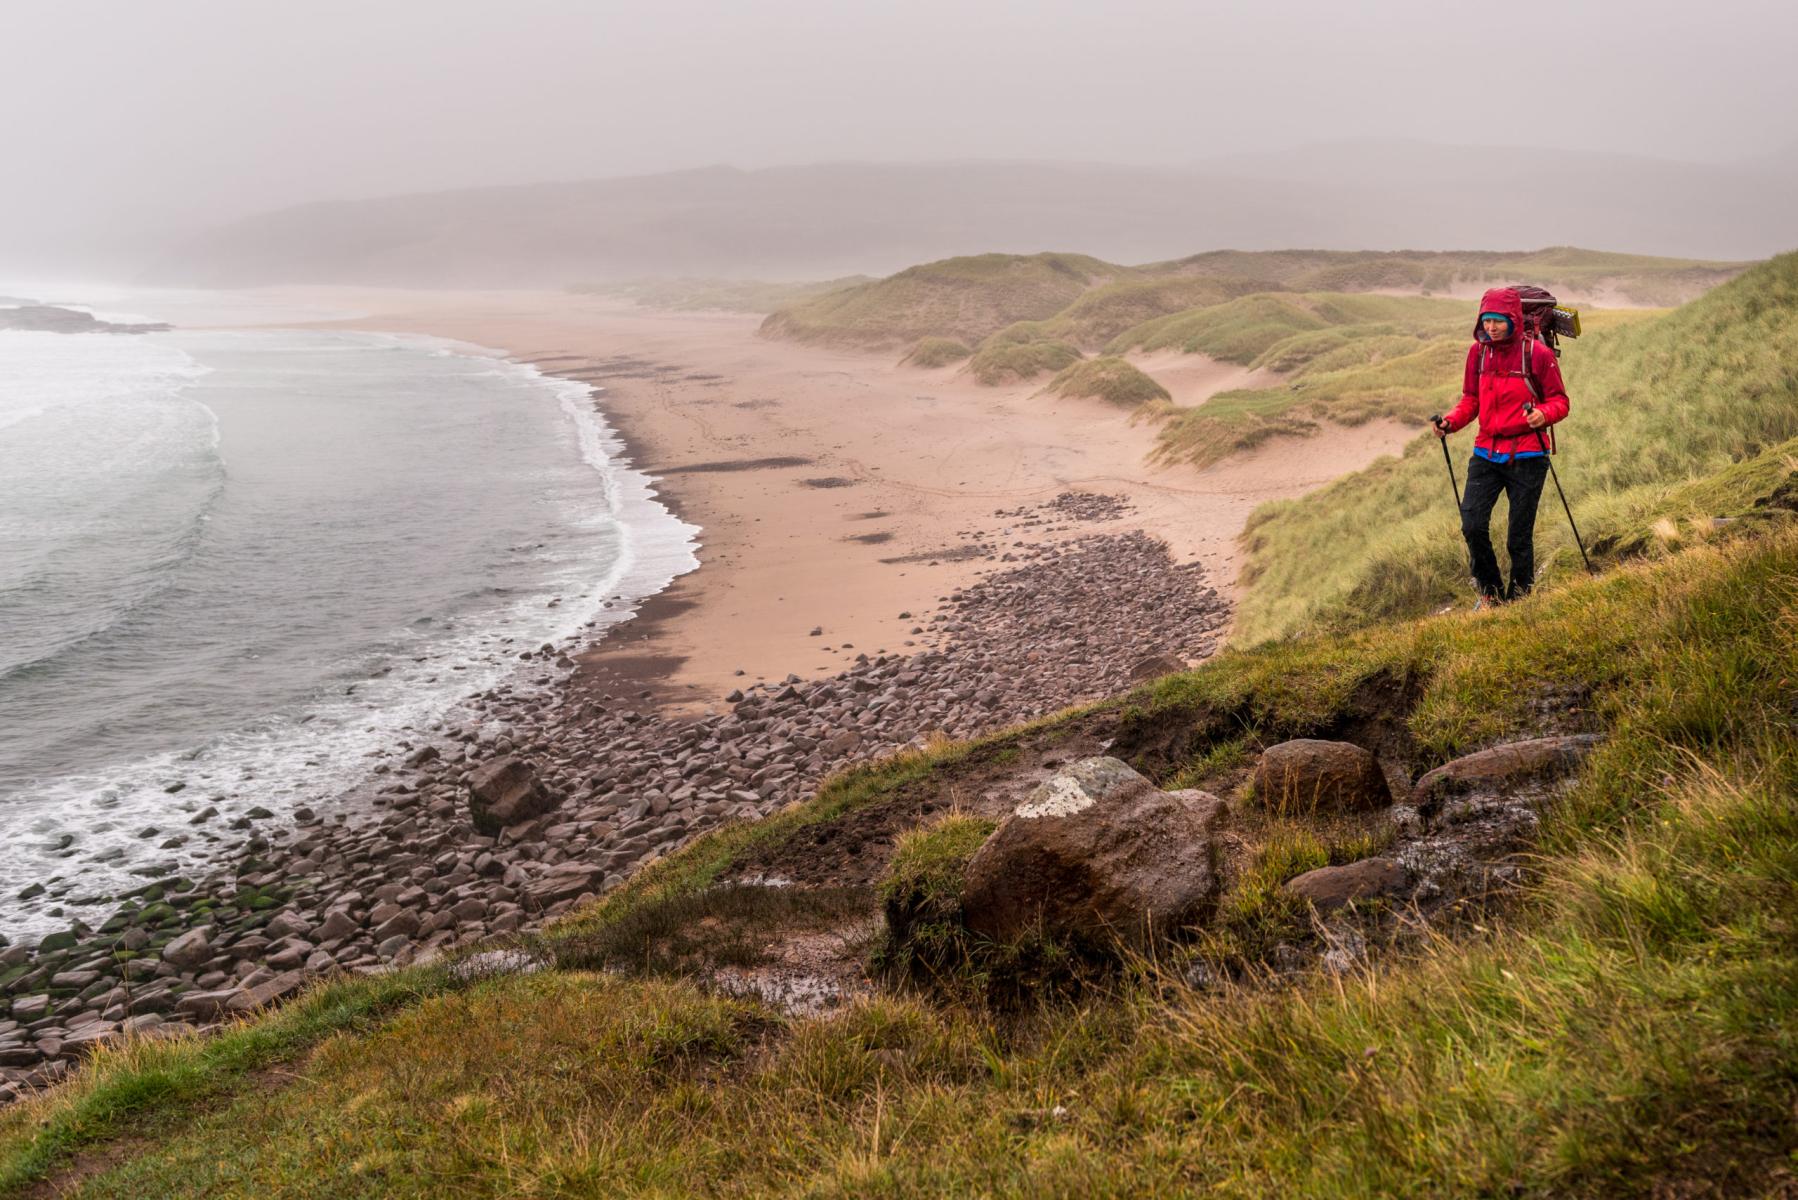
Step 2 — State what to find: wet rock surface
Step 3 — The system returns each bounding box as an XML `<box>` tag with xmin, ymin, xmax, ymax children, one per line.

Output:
<box><xmin>960</xmin><ymin>757</ymin><xmax>1228</xmax><ymax>946</ymax></box>
<box><xmin>0</xmin><ymin>511</ymin><xmax>1226</xmax><ymax>1102</ymax></box>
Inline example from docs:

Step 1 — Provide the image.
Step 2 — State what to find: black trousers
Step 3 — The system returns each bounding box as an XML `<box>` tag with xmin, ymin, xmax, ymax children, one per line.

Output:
<box><xmin>1460</xmin><ymin>454</ymin><xmax>1550</xmax><ymax>600</ymax></box>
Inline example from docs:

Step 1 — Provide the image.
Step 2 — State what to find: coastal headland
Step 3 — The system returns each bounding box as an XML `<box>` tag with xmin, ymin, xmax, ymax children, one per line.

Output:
<box><xmin>0</xmin><ymin>287</ymin><xmax>1413</xmax><ymax>1096</ymax></box>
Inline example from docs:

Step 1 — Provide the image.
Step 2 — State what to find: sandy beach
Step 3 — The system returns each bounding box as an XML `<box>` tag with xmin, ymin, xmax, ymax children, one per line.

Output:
<box><xmin>308</xmin><ymin>289</ymin><xmax>1413</xmax><ymax>712</ymax></box>
<box><xmin>0</xmin><ymin>288</ymin><xmax>1422</xmax><ymax>1097</ymax></box>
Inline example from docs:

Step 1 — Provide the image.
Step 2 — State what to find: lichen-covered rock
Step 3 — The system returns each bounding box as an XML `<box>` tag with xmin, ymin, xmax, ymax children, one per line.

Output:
<box><xmin>959</xmin><ymin>757</ymin><xmax>1226</xmax><ymax>946</ymax></box>
<box><xmin>466</xmin><ymin>757</ymin><xmax>559</xmax><ymax>836</ymax></box>
<box><xmin>1251</xmin><ymin>739</ymin><xmax>1391</xmax><ymax>814</ymax></box>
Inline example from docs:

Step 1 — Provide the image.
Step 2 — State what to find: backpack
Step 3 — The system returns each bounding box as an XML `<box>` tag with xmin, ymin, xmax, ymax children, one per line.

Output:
<box><xmin>1473</xmin><ymin>285</ymin><xmax>1583</xmax><ymax>452</ymax></box>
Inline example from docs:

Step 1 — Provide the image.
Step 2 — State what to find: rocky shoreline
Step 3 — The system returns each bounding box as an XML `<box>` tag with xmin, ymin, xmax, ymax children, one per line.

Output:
<box><xmin>0</xmin><ymin>498</ymin><xmax>1226</xmax><ymax>1102</ymax></box>
<box><xmin>0</xmin><ymin>304</ymin><xmax>171</xmax><ymax>334</ymax></box>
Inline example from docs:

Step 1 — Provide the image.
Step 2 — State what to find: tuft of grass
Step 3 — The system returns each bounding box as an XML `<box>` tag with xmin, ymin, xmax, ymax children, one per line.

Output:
<box><xmin>873</xmin><ymin>814</ymin><xmax>997</xmax><ymax>987</ymax></box>
<box><xmin>966</xmin><ymin>336</ymin><xmax>1082</xmax><ymax>386</ymax></box>
<box><xmin>1043</xmin><ymin>356</ymin><xmax>1171</xmax><ymax>408</ymax></box>
<box><xmin>900</xmin><ymin>336</ymin><xmax>972</xmax><ymax>368</ymax></box>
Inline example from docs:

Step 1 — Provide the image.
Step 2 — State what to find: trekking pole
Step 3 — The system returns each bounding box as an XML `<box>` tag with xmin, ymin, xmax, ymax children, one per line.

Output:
<box><xmin>1432</xmin><ymin>414</ymin><xmax>1481</xmax><ymax>595</ymax></box>
<box><xmin>1430</xmin><ymin>415</ymin><xmax>1463</xmax><ymax>508</ymax></box>
<box><xmin>1524</xmin><ymin>403</ymin><xmax>1595</xmax><ymax>574</ymax></box>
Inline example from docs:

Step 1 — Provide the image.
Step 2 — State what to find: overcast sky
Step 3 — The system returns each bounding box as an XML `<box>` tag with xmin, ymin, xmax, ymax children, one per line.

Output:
<box><xmin>5</xmin><ymin>0</ymin><xmax>1796</xmax><ymax>249</ymax></box>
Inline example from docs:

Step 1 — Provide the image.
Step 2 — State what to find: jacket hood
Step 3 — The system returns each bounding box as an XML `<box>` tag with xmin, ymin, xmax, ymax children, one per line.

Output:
<box><xmin>1475</xmin><ymin>286</ymin><xmax>1525</xmax><ymax>343</ymax></box>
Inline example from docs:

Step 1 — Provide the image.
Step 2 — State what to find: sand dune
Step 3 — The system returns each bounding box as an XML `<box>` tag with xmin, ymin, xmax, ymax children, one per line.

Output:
<box><xmin>1126</xmin><ymin>349</ymin><xmax>1285</xmax><ymax>408</ymax></box>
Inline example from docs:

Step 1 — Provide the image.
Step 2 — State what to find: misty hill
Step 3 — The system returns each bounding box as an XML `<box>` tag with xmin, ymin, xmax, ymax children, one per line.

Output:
<box><xmin>760</xmin><ymin>247</ymin><xmax>1749</xmax><ymax>351</ymax></box>
<box><xmin>147</xmin><ymin>144</ymin><xmax>1797</xmax><ymax>287</ymax></box>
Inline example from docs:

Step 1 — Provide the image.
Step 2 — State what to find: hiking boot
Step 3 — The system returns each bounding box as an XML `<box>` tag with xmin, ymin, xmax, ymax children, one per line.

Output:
<box><xmin>1472</xmin><ymin>594</ymin><xmax>1504</xmax><ymax>613</ymax></box>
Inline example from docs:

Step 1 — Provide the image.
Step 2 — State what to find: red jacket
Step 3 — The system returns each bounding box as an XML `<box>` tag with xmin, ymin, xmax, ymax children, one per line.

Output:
<box><xmin>1441</xmin><ymin>286</ymin><xmax>1569</xmax><ymax>457</ymax></box>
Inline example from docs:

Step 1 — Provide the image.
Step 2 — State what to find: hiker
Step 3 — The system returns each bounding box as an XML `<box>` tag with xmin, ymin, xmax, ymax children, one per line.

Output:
<box><xmin>1433</xmin><ymin>287</ymin><xmax>1570</xmax><ymax>606</ymax></box>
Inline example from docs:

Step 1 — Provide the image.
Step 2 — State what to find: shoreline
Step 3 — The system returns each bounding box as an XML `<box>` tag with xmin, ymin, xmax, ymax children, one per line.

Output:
<box><xmin>321</xmin><ymin>289</ymin><xmax>1416</xmax><ymax>716</ymax></box>
<box><xmin>0</xmin><ymin>331</ymin><xmax>698</xmax><ymax>941</ymax></box>
<box><xmin>0</xmin><ymin>289</ymin><xmax>1417</xmax><ymax>1100</ymax></box>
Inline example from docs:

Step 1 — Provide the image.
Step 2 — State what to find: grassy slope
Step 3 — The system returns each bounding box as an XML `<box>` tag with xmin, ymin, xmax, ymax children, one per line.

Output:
<box><xmin>1156</xmin><ymin>246</ymin><xmax>1749</xmax><ymax>306</ymax></box>
<box><xmin>761</xmin><ymin>247</ymin><xmax>1750</xmax><ymax>355</ymax></box>
<box><xmin>1107</xmin><ymin>292</ymin><xmax>1466</xmax><ymax>365</ymax></box>
<box><xmin>6</xmin><ymin>515</ymin><xmax>1797</xmax><ymax>1196</ymax></box>
<box><xmin>1234</xmin><ymin>251</ymin><xmax>1798</xmax><ymax>642</ymax></box>
<box><xmin>1102</xmin><ymin>293</ymin><xmax>1466</xmax><ymax>466</ymax></box>
<box><xmin>759</xmin><ymin>252</ymin><xmax>1118</xmax><ymax>349</ymax></box>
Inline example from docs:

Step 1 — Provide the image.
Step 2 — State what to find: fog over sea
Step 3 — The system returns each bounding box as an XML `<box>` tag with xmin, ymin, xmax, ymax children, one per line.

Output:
<box><xmin>0</xmin><ymin>292</ymin><xmax>698</xmax><ymax>937</ymax></box>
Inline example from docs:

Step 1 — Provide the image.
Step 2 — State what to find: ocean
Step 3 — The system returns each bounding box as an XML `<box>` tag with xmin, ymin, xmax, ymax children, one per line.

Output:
<box><xmin>0</xmin><ymin>292</ymin><xmax>697</xmax><ymax>938</ymax></box>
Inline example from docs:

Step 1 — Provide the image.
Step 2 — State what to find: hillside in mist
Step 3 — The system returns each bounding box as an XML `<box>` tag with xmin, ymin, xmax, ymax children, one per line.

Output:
<box><xmin>147</xmin><ymin>142</ymin><xmax>1797</xmax><ymax>288</ymax></box>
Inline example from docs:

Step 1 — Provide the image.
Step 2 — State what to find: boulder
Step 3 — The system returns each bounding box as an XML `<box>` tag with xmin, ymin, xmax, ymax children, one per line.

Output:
<box><xmin>1412</xmin><ymin>735</ymin><xmax>1603</xmax><ymax>809</ymax></box>
<box><xmin>62</xmin><ymin>1022</ymin><xmax>122</xmax><ymax>1054</ymax></box>
<box><xmin>311</xmin><ymin>910</ymin><xmax>359</xmax><ymax>943</ymax></box>
<box><xmin>524</xmin><ymin>863</ymin><xmax>601</xmax><ymax>909</ymax></box>
<box><xmin>1251</xmin><ymin>739</ymin><xmax>1391</xmax><ymax>815</ymax></box>
<box><xmin>372</xmin><ymin>911</ymin><xmax>421</xmax><ymax>942</ymax></box>
<box><xmin>175</xmin><ymin>988</ymin><xmax>241</xmax><ymax>1021</ymax></box>
<box><xmin>1284</xmin><ymin>857</ymin><xmax>1407</xmax><ymax>911</ymax></box>
<box><xmin>959</xmin><ymin>757</ymin><xmax>1227</xmax><ymax>946</ymax></box>
<box><xmin>10</xmin><ymin>995</ymin><xmax>50</xmax><ymax>1021</ymax></box>
<box><xmin>226</xmin><ymin>970</ymin><xmax>308</xmax><ymax>1014</ymax></box>
<box><xmin>161</xmin><ymin>927</ymin><xmax>213</xmax><ymax>970</ymax></box>
<box><xmin>466</xmin><ymin>757</ymin><xmax>560</xmax><ymax>837</ymax></box>
<box><xmin>264</xmin><ymin>911</ymin><xmax>310</xmax><ymax>941</ymax></box>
